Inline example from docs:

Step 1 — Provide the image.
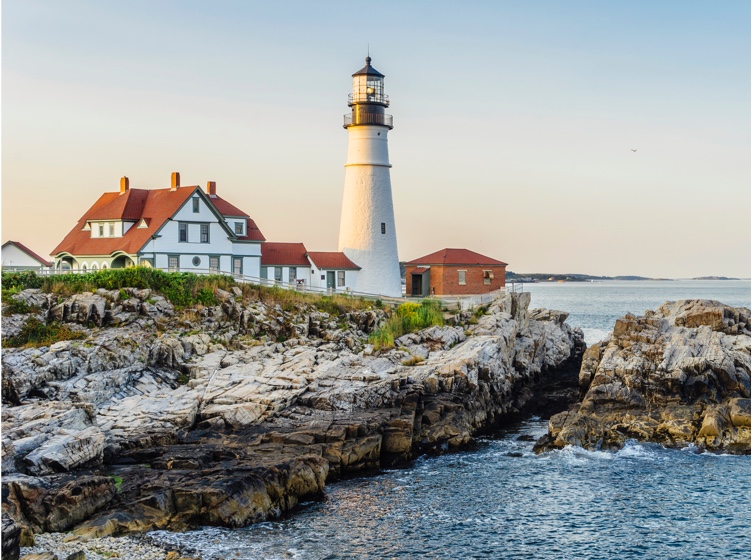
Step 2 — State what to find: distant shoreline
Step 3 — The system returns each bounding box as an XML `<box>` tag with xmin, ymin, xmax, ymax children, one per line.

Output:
<box><xmin>506</xmin><ymin>273</ymin><xmax>747</xmax><ymax>283</ymax></box>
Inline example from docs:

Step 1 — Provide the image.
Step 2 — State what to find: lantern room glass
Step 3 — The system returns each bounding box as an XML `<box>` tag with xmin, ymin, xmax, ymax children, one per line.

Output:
<box><xmin>352</xmin><ymin>75</ymin><xmax>385</xmax><ymax>104</ymax></box>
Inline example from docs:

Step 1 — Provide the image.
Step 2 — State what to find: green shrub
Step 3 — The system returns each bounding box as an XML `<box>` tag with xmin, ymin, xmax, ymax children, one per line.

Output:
<box><xmin>4</xmin><ymin>318</ymin><xmax>86</xmax><ymax>348</ymax></box>
<box><xmin>369</xmin><ymin>299</ymin><xmax>444</xmax><ymax>350</ymax></box>
<box><xmin>2</xmin><ymin>297</ymin><xmax>37</xmax><ymax>316</ymax></box>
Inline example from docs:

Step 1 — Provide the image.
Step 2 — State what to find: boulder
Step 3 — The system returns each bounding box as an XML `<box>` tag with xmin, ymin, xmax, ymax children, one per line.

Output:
<box><xmin>536</xmin><ymin>300</ymin><xmax>750</xmax><ymax>454</ymax></box>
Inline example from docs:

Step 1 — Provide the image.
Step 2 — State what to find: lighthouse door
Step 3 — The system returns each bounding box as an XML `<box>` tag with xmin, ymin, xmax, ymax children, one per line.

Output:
<box><xmin>326</xmin><ymin>271</ymin><xmax>336</xmax><ymax>290</ymax></box>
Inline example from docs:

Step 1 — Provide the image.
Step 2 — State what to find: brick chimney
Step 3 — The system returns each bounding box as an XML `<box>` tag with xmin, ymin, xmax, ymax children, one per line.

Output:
<box><xmin>206</xmin><ymin>181</ymin><xmax>217</xmax><ymax>197</ymax></box>
<box><xmin>120</xmin><ymin>176</ymin><xmax>129</xmax><ymax>194</ymax></box>
<box><xmin>171</xmin><ymin>172</ymin><xmax>180</xmax><ymax>190</ymax></box>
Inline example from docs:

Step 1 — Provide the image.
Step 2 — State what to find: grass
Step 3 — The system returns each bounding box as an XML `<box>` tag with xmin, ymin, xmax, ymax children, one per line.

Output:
<box><xmin>4</xmin><ymin>317</ymin><xmax>86</xmax><ymax>348</ymax></box>
<box><xmin>1</xmin><ymin>269</ymin><xmax>377</xmax><ymax>314</ymax></box>
<box><xmin>401</xmin><ymin>355</ymin><xmax>424</xmax><ymax>366</ymax></box>
<box><xmin>369</xmin><ymin>299</ymin><xmax>444</xmax><ymax>351</ymax></box>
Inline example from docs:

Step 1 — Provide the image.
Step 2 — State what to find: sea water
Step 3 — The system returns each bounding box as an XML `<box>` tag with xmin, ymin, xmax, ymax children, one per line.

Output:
<box><xmin>151</xmin><ymin>280</ymin><xmax>751</xmax><ymax>559</ymax></box>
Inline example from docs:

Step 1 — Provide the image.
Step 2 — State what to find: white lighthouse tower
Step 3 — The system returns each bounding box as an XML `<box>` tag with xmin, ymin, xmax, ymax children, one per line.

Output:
<box><xmin>338</xmin><ymin>56</ymin><xmax>402</xmax><ymax>297</ymax></box>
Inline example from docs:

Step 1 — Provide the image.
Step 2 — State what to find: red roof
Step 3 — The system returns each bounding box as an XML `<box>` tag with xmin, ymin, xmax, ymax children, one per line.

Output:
<box><xmin>235</xmin><ymin>218</ymin><xmax>266</xmax><ymax>242</ymax></box>
<box><xmin>261</xmin><ymin>242</ymin><xmax>309</xmax><ymax>266</ymax></box>
<box><xmin>307</xmin><ymin>252</ymin><xmax>361</xmax><ymax>270</ymax></box>
<box><xmin>405</xmin><ymin>248</ymin><xmax>508</xmax><ymax>267</ymax></box>
<box><xmin>207</xmin><ymin>196</ymin><xmax>265</xmax><ymax>241</ymax></box>
<box><xmin>52</xmin><ymin>185</ymin><xmax>268</xmax><ymax>257</ymax></box>
<box><xmin>52</xmin><ymin>186</ymin><xmax>198</xmax><ymax>256</ymax></box>
<box><xmin>2</xmin><ymin>241</ymin><xmax>52</xmax><ymax>267</ymax></box>
<box><xmin>209</xmin><ymin>195</ymin><xmax>248</xmax><ymax>218</ymax></box>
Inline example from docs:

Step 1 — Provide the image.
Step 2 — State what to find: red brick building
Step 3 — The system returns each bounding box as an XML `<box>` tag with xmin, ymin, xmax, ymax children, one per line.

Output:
<box><xmin>405</xmin><ymin>248</ymin><xmax>507</xmax><ymax>296</ymax></box>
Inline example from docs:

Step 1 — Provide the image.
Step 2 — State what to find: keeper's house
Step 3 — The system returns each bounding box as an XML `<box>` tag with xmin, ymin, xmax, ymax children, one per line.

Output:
<box><xmin>51</xmin><ymin>173</ymin><xmax>265</xmax><ymax>275</ymax></box>
<box><xmin>405</xmin><ymin>248</ymin><xmax>507</xmax><ymax>297</ymax></box>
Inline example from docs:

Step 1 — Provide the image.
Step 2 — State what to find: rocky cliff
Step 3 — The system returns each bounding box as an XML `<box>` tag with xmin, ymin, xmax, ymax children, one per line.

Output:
<box><xmin>2</xmin><ymin>287</ymin><xmax>583</xmax><ymax>541</ymax></box>
<box><xmin>535</xmin><ymin>300</ymin><xmax>750</xmax><ymax>454</ymax></box>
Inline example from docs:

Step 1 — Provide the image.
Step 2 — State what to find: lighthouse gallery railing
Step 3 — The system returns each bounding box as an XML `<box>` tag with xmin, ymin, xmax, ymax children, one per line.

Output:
<box><xmin>343</xmin><ymin>113</ymin><xmax>394</xmax><ymax>128</ymax></box>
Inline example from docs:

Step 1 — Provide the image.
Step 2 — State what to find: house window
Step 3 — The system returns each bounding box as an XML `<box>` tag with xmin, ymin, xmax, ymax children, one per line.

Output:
<box><xmin>91</xmin><ymin>263</ymin><xmax>98</xmax><ymax>270</ymax></box>
<box><xmin>458</xmin><ymin>270</ymin><xmax>467</xmax><ymax>285</ymax></box>
<box><xmin>337</xmin><ymin>270</ymin><xmax>345</xmax><ymax>287</ymax></box>
<box><xmin>192</xmin><ymin>198</ymin><xmax>200</xmax><ymax>213</ymax></box>
<box><xmin>98</xmin><ymin>224</ymin><xmax>104</xmax><ymax>237</ymax></box>
<box><xmin>381</xmin><ymin>223</ymin><xmax>386</xmax><ymax>234</ymax></box>
<box><xmin>210</xmin><ymin>256</ymin><xmax>220</xmax><ymax>272</ymax></box>
<box><xmin>200</xmin><ymin>224</ymin><xmax>209</xmax><ymax>243</ymax></box>
<box><xmin>179</xmin><ymin>223</ymin><xmax>188</xmax><ymax>242</ymax></box>
<box><xmin>109</xmin><ymin>223</ymin><xmax>115</xmax><ymax>237</ymax></box>
<box><xmin>274</xmin><ymin>267</ymin><xmax>283</xmax><ymax>282</ymax></box>
<box><xmin>233</xmin><ymin>257</ymin><xmax>243</xmax><ymax>276</ymax></box>
<box><xmin>234</xmin><ymin>222</ymin><xmax>244</xmax><ymax>235</ymax></box>
<box><xmin>483</xmin><ymin>270</ymin><xmax>493</xmax><ymax>285</ymax></box>
<box><xmin>82</xmin><ymin>263</ymin><xmax>87</xmax><ymax>271</ymax></box>
<box><xmin>192</xmin><ymin>256</ymin><xmax>201</xmax><ymax>267</ymax></box>
<box><xmin>260</xmin><ymin>266</ymin><xmax>268</xmax><ymax>279</ymax></box>
<box><xmin>168</xmin><ymin>256</ymin><xmax>179</xmax><ymax>271</ymax></box>
<box><xmin>289</xmin><ymin>267</ymin><xmax>296</xmax><ymax>283</ymax></box>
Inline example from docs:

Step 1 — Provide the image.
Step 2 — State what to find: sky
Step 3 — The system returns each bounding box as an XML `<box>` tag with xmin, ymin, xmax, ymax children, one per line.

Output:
<box><xmin>2</xmin><ymin>0</ymin><xmax>750</xmax><ymax>278</ymax></box>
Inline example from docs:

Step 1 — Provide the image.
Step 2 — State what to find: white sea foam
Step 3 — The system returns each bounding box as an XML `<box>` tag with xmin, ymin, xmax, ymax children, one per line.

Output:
<box><xmin>581</xmin><ymin>327</ymin><xmax>611</xmax><ymax>346</ymax></box>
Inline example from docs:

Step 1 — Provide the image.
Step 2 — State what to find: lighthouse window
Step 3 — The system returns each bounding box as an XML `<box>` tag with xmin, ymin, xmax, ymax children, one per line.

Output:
<box><xmin>381</xmin><ymin>223</ymin><xmax>386</xmax><ymax>234</ymax></box>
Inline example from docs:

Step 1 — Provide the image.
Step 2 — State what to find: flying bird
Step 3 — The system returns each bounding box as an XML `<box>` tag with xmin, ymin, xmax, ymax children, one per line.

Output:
<box><xmin>630</xmin><ymin>149</ymin><xmax>638</xmax><ymax>152</ymax></box>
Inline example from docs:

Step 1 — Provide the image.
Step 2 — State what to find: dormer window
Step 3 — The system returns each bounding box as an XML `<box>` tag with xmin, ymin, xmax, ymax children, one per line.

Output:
<box><xmin>192</xmin><ymin>198</ymin><xmax>200</xmax><ymax>213</ymax></box>
<box><xmin>109</xmin><ymin>223</ymin><xmax>115</xmax><ymax>237</ymax></box>
<box><xmin>234</xmin><ymin>221</ymin><xmax>244</xmax><ymax>235</ymax></box>
<box><xmin>99</xmin><ymin>224</ymin><xmax>104</xmax><ymax>237</ymax></box>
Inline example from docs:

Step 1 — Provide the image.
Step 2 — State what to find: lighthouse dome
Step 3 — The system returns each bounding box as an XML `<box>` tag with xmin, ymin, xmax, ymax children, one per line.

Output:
<box><xmin>352</xmin><ymin>56</ymin><xmax>385</xmax><ymax>78</ymax></box>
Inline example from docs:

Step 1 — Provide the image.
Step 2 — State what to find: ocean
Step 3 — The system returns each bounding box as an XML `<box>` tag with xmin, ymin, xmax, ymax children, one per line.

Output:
<box><xmin>151</xmin><ymin>280</ymin><xmax>751</xmax><ymax>559</ymax></box>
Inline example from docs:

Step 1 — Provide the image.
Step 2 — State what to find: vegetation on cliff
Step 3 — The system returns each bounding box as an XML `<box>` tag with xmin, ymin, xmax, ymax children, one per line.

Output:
<box><xmin>369</xmin><ymin>299</ymin><xmax>444</xmax><ymax>350</ymax></box>
<box><xmin>2</xmin><ymin>269</ymin><xmax>375</xmax><ymax>313</ymax></box>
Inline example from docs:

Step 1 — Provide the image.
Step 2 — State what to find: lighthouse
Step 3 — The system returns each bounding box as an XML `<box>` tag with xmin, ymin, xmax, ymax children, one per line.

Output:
<box><xmin>338</xmin><ymin>56</ymin><xmax>402</xmax><ymax>297</ymax></box>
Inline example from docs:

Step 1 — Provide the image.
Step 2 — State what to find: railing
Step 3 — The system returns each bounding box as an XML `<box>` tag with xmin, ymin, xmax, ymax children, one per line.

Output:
<box><xmin>348</xmin><ymin>93</ymin><xmax>389</xmax><ymax>106</ymax></box>
<box><xmin>343</xmin><ymin>113</ymin><xmax>394</xmax><ymax>129</ymax></box>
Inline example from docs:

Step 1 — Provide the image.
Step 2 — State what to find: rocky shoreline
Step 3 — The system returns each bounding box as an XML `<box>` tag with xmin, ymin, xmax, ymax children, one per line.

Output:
<box><xmin>534</xmin><ymin>299</ymin><xmax>751</xmax><ymax>454</ymax></box>
<box><xmin>2</xmin><ymin>286</ymin><xmax>584</xmax><ymax>559</ymax></box>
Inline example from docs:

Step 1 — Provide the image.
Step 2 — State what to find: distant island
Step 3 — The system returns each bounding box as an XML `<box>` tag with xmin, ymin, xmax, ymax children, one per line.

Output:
<box><xmin>506</xmin><ymin>272</ymin><xmax>741</xmax><ymax>283</ymax></box>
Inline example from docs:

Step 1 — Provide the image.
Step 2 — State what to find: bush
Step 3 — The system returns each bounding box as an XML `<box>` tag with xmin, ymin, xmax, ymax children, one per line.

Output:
<box><xmin>369</xmin><ymin>299</ymin><xmax>444</xmax><ymax>350</ymax></box>
<box><xmin>4</xmin><ymin>318</ymin><xmax>86</xmax><ymax>348</ymax></box>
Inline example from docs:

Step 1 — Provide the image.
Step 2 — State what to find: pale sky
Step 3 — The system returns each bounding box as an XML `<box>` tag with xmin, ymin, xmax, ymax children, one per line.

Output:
<box><xmin>2</xmin><ymin>0</ymin><xmax>750</xmax><ymax>278</ymax></box>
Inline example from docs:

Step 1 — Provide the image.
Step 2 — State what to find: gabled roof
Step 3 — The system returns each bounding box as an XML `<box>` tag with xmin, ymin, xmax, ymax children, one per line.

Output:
<box><xmin>307</xmin><ymin>252</ymin><xmax>361</xmax><ymax>270</ymax></box>
<box><xmin>209</xmin><ymin>195</ymin><xmax>249</xmax><ymax>218</ymax></box>
<box><xmin>405</xmin><ymin>248</ymin><xmax>508</xmax><ymax>267</ymax></box>
<box><xmin>233</xmin><ymin>218</ymin><xmax>266</xmax><ymax>242</ymax></box>
<box><xmin>2</xmin><ymin>241</ymin><xmax>52</xmax><ymax>267</ymax></box>
<box><xmin>207</xmin><ymin>195</ymin><xmax>265</xmax><ymax>241</ymax></box>
<box><xmin>85</xmin><ymin>188</ymin><xmax>151</xmax><ymax>221</ymax></box>
<box><xmin>52</xmin><ymin>186</ymin><xmax>199</xmax><ymax>257</ymax></box>
<box><xmin>261</xmin><ymin>242</ymin><xmax>309</xmax><ymax>266</ymax></box>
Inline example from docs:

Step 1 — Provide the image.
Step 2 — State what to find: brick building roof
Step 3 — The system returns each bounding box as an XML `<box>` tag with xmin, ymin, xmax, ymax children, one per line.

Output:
<box><xmin>405</xmin><ymin>248</ymin><xmax>507</xmax><ymax>267</ymax></box>
<box><xmin>261</xmin><ymin>242</ymin><xmax>309</xmax><ymax>266</ymax></box>
<box><xmin>307</xmin><ymin>252</ymin><xmax>361</xmax><ymax>270</ymax></box>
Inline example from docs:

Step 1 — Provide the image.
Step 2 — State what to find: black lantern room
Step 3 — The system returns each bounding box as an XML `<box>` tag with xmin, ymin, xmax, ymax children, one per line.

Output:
<box><xmin>344</xmin><ymin>57</ymin><xmax>393</xmax><ymax>129</ymax></box>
